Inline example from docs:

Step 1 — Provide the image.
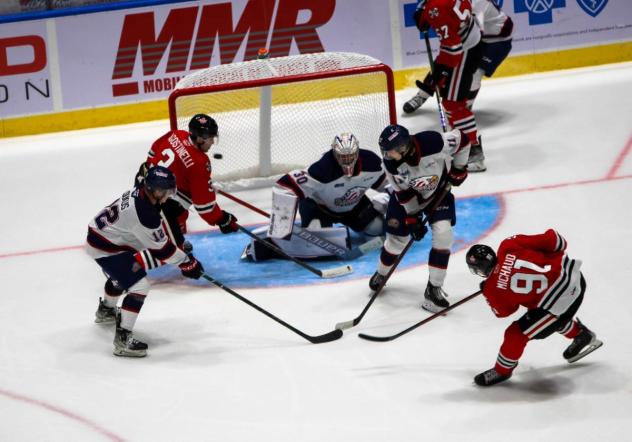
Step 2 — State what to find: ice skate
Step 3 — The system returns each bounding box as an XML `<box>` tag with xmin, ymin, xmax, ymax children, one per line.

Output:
<box><xmin>94</xmin><ymin>297</ymin><xmax>117</xmax><ymax>324</ymax></box>
<box><xmin>468</xmin><ymin>137</ymin><xmax>486</xmax><ymax>172</ymax></box>
<box><xmin>403</xmin><ymin>91</ymin><xmax>427</xmax><ymax>114</ymax></box>
<box><xmin>422</xmin><ymin>282</ymin><xmax>450</xmax><ymax>313</ymax></box>
<box><xmin>563</xmin><ymin>320</ymin><xmax>603</xmax><ymax>363</ymax></box>
<box><xmin>474</xmin><ymin>368</ymin><xmax>512</xmax><ymax>387</ymax></box>
<box><xmin>113</xmin><ymin>314</ymin><xmax>147</xmax><ymax>358</ymax></box>
<box><xmin>369</xmin><ymin>272</ymin><xmax>386</xmax><ymax>291</ymax></box>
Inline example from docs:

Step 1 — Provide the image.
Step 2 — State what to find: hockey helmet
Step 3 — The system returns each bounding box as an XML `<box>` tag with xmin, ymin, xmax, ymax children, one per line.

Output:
<box><xmin>378</xmin><ymin>124</ymin><xmax>410</xmax><ymax>158</ymax></box>
<box><xmin>188</xmin><ymin>114</ymin><xmax>218</xmax><ymax>140</ymax></box>
<box><xmin>144</xmin><ymin>166</ymin><xmax>176</xmax><ymax>199</ymax></box>
<box><xmin>466</xmin><ymin>244</ymin><xmax>497</xmax><ymax>277</ymax></box>
<box><xmin>332</xmin><ymin>132</ymin><xmax>360</xmax><ymax>177</ymax></box>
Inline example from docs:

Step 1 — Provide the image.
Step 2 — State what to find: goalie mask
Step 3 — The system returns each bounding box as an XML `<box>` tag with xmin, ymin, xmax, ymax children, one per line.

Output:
<box><xmin>466</xmin><ymin>244</ymin><xmax>497</xmax><ymax>278</ymax></box>
<box><xmin>332</xmin><ymin>132</ymin><xmax>360</xmax><ymax>177</ymax></box>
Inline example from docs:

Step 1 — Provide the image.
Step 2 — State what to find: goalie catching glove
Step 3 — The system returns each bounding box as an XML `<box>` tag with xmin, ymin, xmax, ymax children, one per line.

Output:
<box><xmin>179</xmin><ymin>255</ymin><xmax>204</xmax><ymax>279</ymax></box>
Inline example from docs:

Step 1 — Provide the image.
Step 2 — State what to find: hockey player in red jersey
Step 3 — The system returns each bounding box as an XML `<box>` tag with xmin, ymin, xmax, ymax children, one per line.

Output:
<box><xmin>404</xmin><ymin>0</ymin><xmax>513</xmax><ymax>115</ymax></box>
<box><xmin>466</xmin><ymin>229</ymin><xmax>603</xmax><ymax>386</ymax></box>
<box><xmin>408</xmin><ymin>0</ymin><xmax>486</xmax><ymax>171</ymax></box>
<box><xmin>140</xmin><ymin>114</ymin><xmax>238</xmax><ymax>248</ymax></box>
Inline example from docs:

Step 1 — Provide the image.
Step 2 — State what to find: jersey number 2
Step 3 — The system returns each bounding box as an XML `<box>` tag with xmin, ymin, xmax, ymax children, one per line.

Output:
<box><xmin>511</xmin><ymin>259</ymin><xmax>551</xmax><ymax>294</ymax></box>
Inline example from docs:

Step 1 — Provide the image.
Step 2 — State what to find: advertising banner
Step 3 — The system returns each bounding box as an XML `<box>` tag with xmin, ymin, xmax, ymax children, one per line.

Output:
<box><xmin>0</xmin><ymin>20</ymin><xmax>54</xmax><ymax>117</ymax></box>
<box><xmin>56</xmin><ymin>0</ymin><xmax>392</xmax><ymax>110</ymax></box>
<box><xmin>399</xmin><ymin>0</ymin><xmax>632</xmax><ymax>69</ymax></box>
<box><xmin>1</xmin><ymin>0</ymin><xmax>631</xmax><ymax>121</ymax></box>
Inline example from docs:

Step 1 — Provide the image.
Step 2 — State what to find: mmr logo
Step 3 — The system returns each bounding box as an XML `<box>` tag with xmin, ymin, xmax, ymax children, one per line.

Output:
<box><xmin>514</xmin><ymin>0</ymin><xmax>566</xmax><ymax>25</ymax></box>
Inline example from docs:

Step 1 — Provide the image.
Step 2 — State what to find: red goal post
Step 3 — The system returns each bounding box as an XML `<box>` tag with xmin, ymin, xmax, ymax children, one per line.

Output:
<box><xmin>168</xmin><ymin>52</ymin><xmax>396</xmax><ymax>188</ymax></box>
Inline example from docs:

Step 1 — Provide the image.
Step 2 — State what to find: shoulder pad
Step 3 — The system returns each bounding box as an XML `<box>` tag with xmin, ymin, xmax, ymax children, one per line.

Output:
<box><xmin>413</xmin><ymin>131</ymin><xmax>444</xmax><ymax>157</ymax></box>
<box><xmin>134</xmin><ymin>192</ymin><xmax>162</xmax><ymax>229</ymax></box>
<box><xmin>307</xmin><ymin>151</ymin><xmax>344</xmax><ymax>183</ymax></box>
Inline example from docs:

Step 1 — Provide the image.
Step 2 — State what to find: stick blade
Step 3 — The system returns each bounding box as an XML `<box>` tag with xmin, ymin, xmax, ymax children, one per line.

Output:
<box><xmin>358</xmin><ymin>332</ymin><xmax>392</xmax><ymax>342</ymax></box>
<box><xmin>334</xmin><ymin>318</ymin><xmax>357</xmax><ymax>331</ymax></box>
<box><xmin>320</xmin><ymin>265</ymin><xmax>353</xmax><ymax>278</ymax></box>
<box><xmin>308</xmin><ymin>328</ymin><xmax>343</xmax><ymax>344</ymax></box>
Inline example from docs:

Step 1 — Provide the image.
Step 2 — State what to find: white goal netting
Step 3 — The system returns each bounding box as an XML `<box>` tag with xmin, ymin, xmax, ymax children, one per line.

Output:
<box><xmin>169</xmin><ymin>52</ymin><xmax>395</xmax><ymax>189</ymax></box>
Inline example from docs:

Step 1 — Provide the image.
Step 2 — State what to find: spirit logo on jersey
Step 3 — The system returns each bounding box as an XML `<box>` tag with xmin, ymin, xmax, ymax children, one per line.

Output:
<box><xmin>334</xmin><ymin>186</ymin><xmax>367</xmax><ymax>207</ymax></box>
<box><xmin>576</xmin><ymin>0</ymin><xmax>608</xmax><ymax>17</ymax></box>
<box><xmin>410</xmin><ymin>175</ymin><xmax>439</xmax><ymax>192</ymax></box>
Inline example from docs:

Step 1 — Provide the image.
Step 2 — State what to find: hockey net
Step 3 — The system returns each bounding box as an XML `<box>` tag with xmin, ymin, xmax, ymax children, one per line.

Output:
<box><xmin>168</xmin><ymin>52</ymin><xmax>396</xmax><ymax>189</ymax></box>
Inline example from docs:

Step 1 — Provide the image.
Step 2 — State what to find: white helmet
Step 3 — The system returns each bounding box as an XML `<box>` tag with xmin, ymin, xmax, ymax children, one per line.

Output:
<box><xmin>332</xmin><ymin>132</ymin><xmax>360</xmax><ymax>177</ymax></box>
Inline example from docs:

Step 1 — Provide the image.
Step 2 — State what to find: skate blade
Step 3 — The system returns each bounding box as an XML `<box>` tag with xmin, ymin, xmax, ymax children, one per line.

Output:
<box><xmin>94</xmin><ymin>317</ymin><xmax>116</xmax><ymax>324</ymax></box>
<box><xmin>566</xmin><ymin>339</ymin><xmax>603</xmax><ymax>363</ymax></box>
<box><xmin>113</xmin><ymin>348</ymin><xmax>147</xmax><ymax>358</ymax></box>
<box><xmin>421</xmin><ymin>300</ymin><xmax>448</xmax><ymax>315</ymax></box>
<box><xmin>467</xmin><ymin>161</ymin><xmax>487</xmax><ymax>172</ymax></box>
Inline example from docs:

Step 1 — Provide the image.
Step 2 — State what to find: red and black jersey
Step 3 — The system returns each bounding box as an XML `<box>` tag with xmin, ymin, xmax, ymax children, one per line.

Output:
<box><xmin>483</xmin><ymin>229</ymin><xmax>582</xmax><ymax>317</ymax></box>
<box><xmin>416</xmin><ymin>0</ymin><xmax>481</xmax><ymax>68</ymax></box>
<box><xmin>146</xmin><ymin>130</ymin><xmax>222</xmax><ymax>226</ymax></box>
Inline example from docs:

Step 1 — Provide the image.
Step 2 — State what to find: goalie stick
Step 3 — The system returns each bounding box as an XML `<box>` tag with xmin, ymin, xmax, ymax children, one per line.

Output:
<box><xmin>357</xmin><ymin>289</ymin><xmax>482</xmax><ymax>342</ymax></box>
<box><xmin>202</xmin><ymin>274</ymin><xmax>343</xmax><ymax>344</ymax></box>
<box><xmin>218</xmin><ymin>189</ymin><xmax>382</xmax><ymax>260</ymax></box>
<box><xmin>236</xmin><ymin>223</ymin><xmax>352</xmax><ymax>279</ymax></box>
<box><xmin>335</xmin><ymin>185</ymin><xmax>452</xmax><ymax>331</ymax></box>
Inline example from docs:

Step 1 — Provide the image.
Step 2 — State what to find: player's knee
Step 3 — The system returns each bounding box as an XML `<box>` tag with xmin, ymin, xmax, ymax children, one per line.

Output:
<box><xmin>384</xmin><ymin>233</ymin><xmax>408</xmax><ymax>255</ymax></box>
<box><xmin>127</xmin><ymin>277</ymin><xmax>151</xmax><ymax>297</ymax></box>
<box><xmin>431</xmin><ymin>220</ymin><xmax>453</xmax><ymax>250</ymax></box>
<box><xmin>105</xmin><ymin>279</ymin><xmax>124</xmax><ymax>296</ymax></box>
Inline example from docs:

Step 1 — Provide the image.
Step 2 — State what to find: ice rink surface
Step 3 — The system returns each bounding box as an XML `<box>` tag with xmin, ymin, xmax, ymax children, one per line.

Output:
<box><xmin>1</xmin><ymin>62</ymin><xmax>631</xmax><ymax>441</ymax></box>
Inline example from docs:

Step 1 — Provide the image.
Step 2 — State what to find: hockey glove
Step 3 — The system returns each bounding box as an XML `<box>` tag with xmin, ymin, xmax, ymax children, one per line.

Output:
<box><xmin>432</xmin><ymin>64</ymin><xmax>450</xmax><ymax>90</ymax></box>
<box><xmin>218</xmin><ymin>210</ymin><xmax>238</xmax><ymax>234</ymax></box>
<box><xmin>413</xmin><ymin>7</ymin><xmax>429</xmax><ymax>32</ymax></box>
<box><xmin>405</xmin><ymin>216</ymin><xmax>428</xmax><ymax>241</ymax></box>
<box><xmin>179</xmin><ymin>256</ymin><xmax>204</xmax><ymax>280</ymax></box>
<box><xmin>447</xmin><ymin>166</ymin><xmax>468</xmax><ymax>187</ymax></box>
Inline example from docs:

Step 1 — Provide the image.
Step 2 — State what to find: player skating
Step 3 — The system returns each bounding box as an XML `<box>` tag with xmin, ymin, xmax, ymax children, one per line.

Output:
<box><xmin>369</xmin><ymin>124</ymin><xmax>470</xmax><ymax>312</ymax></box>
<box><xmin>404</xmin><ymin>0</ymin><xmax>487</xmax><ymax>171</ymax></box>
<box><xmin>87</xmin><ymin>167</ymin><xmax>205</xmax><ymax>357</ymax></box>
<box><xmin>466</xmin><ymin>229</ymin><xmax>603</xmax><ymax>386</ymax></box>
<box><xmin>246</xmin><ymin>133</ymin><xmax>387</xmax><ymax>261</ymax></box>
<box><xmin>404</xmin><ymin>0</ymin><xmax>513</xmax><ymax>115</ymax></box>
<box><xmin>137</xmin><ymin>114</ymin><xmax>239</xmax><ymax>251</ymax></box>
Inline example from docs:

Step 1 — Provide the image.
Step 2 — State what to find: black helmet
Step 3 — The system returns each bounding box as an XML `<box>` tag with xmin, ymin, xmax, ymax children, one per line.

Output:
<box><xmin>378</xmin><ymin>124</ymin><xmax>410</xmax><ymax>156</ymax></box>
<box><xmin>144</xmin><ymin>166</ymin><xmax>176</xmax><ymax>194</ymax></box>
<box><xmin>188</xmin><ymin>114</ymin><xmax>218</xmax><ymax>139</ymax></box>
<box><xmin>466</xmin><ymin>244</ymin><xmax>497</xmax><ymax>277</ymax></box>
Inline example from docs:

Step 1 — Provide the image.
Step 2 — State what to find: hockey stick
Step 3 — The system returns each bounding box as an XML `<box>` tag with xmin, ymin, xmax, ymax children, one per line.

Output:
<box><xmin>236</xmin><ymin>223</ymin><xmax>352</xmax><ymax>278</ymax></box>
<box><xmin>201</xmin><ymin>274</ymin><xmax>343</xmax><ymax>344</ymax></box>
<box><xmin>334</xmin><ymin>185</ymin><xmax>452</xmax><ymax>331</ymax></box>
<box><xmin>218</xmin><ymin>189</ymin><xmax>381</xmax><ymax>260</ymax></box>
<box><xmin>424</xmin><ymin>31</ymin><xmax>449</xmax><ymax>133</ymax></box>
<box><xmin>358</xmin><ymin>289</ymin><xmax>482</xmax><ymax>342</ymax></box>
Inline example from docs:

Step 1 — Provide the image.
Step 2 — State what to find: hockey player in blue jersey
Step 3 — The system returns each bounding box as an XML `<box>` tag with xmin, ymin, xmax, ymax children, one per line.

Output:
<box><xmin>86</xmin><ymin>166</ymin><xmax>204</xmax><ymax>357</ymax></box>
<box><xmin>369</xmin><ymin>124</ymin><xmax>470</xmax><ymax>312</ymax></box>
<box><xmin>245</xmin><ymin>133</ymin><xmax>388</xmax><ymax>261</ymax></box>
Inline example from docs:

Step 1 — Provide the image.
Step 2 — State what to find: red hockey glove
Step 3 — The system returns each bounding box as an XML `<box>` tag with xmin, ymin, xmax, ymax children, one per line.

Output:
<box><xmin>413</xmin><ymin>4</ymin><xmax>429</xmax><ymax>32</ymax></box>
<box><xmin>448</xmin><ymin>166</ymin><xmax>468</xmax><ymax>187</ymax></box>
<box><xmin>405</xmin><ymin>216</ymin><xmax>428</xmax><ymax>241</ymax></box>
<box><xmin>218</xmin><ymin>210</ymin><xmax>238</xmax><ymax>234</ymax></box>
<box><xmin>179</xmin><ymin>256</ymin><xmax>204</xmax><ymax>280</ymax></box>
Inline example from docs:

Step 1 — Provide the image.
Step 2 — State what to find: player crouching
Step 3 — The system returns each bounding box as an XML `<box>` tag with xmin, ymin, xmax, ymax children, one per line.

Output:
<box><xmin>86</xmin><ymin>167</ymin><xmax>204</xmax><ymax>357</ymax></box>
<box><xmin>244</xmin><ymin>132</ymin><xmax>388</xmax><ymax>261</ymax></box>
<box><xmin>466</xmin><ymin>229</ymin><xmax>603</xmax><ymax>386</ymax></box>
